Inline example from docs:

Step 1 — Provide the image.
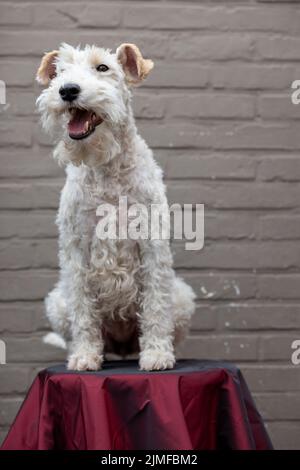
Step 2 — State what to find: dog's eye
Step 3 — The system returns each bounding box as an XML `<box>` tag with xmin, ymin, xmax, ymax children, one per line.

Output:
<box><xmin>96</xmin><ymin>64</ymin><xmax>109</xmax><ymax>72</ymax></box>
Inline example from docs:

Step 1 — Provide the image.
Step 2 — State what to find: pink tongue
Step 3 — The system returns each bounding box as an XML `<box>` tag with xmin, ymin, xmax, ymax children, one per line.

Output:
<box><xmin>68</xmin><ymin>109</ymin><xmax>91</xmax><ymax>136</ymax></box>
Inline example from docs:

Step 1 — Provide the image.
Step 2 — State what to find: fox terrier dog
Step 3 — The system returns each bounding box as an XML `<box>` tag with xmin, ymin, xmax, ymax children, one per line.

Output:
<box><xmin>36</xmin><ymin>42</ymin><xmax>195</xmax><ymax>371</ymax></box>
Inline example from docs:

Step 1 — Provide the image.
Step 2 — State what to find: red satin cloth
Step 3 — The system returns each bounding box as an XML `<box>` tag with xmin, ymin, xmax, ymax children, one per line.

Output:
<box><xmin>1</xmin><ymin>360</ymin><xmax>272</xmax><ymax>450</ymax></box>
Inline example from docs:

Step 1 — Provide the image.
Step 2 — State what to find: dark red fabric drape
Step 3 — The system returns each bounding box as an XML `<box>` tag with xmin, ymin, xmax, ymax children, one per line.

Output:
<box><xmin>1</xmin><ymin>360</ymin><xmax>272</xmax><ymax>450</ymax></box>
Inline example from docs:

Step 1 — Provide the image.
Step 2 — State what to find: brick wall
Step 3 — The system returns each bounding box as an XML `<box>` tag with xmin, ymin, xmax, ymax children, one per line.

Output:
<box><xmin>1</xmin><ymin>0</ymin><xmax>300</xmax><ymax>450</ymax></box>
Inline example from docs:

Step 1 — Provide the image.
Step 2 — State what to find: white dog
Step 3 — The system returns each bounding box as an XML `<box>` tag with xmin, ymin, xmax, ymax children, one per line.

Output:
<box><xmin>36</xmin><ymin>42</ymin><xmax>195</xmax><ymax>371</ymax></box>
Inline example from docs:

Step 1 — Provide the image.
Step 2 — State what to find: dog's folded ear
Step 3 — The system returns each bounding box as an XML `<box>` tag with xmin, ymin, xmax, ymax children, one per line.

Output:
<box><xmin>36</xmin><ymin>50</ymin><xmax>59</xmax><ymax>85</ymax></box>
<box><xmin>116</xmin><ymin>43</ymin><xmax>154</xmax><ymax>85</ymax></box>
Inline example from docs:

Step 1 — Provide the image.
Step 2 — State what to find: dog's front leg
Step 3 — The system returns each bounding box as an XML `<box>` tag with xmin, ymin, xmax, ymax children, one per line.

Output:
<box><xmin>67</xmin><ymin>275</ymin><xmax>104</xmax><ymax>371</ymax></box>
<box><xmin>138</xmin><ymin>240</ymin><xmax>176</xmax><ymax>371</ymax></box>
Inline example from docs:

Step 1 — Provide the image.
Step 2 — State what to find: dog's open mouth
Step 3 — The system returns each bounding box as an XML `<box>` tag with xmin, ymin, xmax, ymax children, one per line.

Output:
<box><xmin>67</xmin><ymin>108</ymin><xmax>103</xmax><ymax>140</ymax></box>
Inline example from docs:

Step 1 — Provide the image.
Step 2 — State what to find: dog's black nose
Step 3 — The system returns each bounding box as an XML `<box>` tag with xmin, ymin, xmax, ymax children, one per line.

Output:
<box><xmin>59</xmin><ymin>83</ymin><xmax>81</xmax><ymax>102</ymax></box>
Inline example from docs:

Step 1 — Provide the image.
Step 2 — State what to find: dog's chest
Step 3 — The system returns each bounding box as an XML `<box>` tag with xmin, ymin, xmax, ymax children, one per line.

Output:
<box><xmin>65</xmin><ymin>171</ymin><xmax>141</xmax><ymax>312</ymax></box>
<box><xmin>76</xmin><ymin>173</ymin><xmax>138</xmax><ymax>242</ymax></box>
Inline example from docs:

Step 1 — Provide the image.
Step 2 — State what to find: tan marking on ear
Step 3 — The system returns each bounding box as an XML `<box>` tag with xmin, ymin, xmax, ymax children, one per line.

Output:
<box><xmin>116</xmin><ymin>43</ymin><xmax>154</xmax><ymax>85</ymax></box>
<box><xmin>36</xmin><ymin>50</ymin><xmax>59</xmax><ymax>85</ymax></box>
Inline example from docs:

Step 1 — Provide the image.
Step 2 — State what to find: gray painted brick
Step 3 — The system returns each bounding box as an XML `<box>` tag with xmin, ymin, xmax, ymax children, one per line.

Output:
<box><xmin>258</xmin><ymin>157</ymin><xmax>300</xmax><ymax>181</ymax></box>
<box><xmin>140</xmin><ymin>122</ymin><xmax>300</xmax><ymax>151</ymax></box>
<box><xmin>0</xmin><ymin>302</ymin><xmax>48</xmax><ymax>333</ymax></box>
<box><xmin>6</xmin><ymin>90</ymin><xmax>36</xmax><ymax>116</ymax></box>
<box><xmin>1</xmin><ymin>61</ymin><xmax>35</xmax><ymax>87</ymax></box>
<box><xmin>134</xmin><ymin>93</ymin><xmax>165</xmax><ymax>119</ymax></box>
<box><xmin>0</xmin><ymin>4</ymin><xmax>32</xmax><ymax>25</ymax></box>
<box><xmin>0</xmin><ymin>149</ymin><xmax>62</xmax><ymax>179</ymax></box>
<box><xmin>32</xmin><ymin>4</ymin><xmax>83</xmax><ymax>29</ymax></box>
<box><xmin>123</xmin><ymin>5</ymin><xmax>300</xmax><ymax>33</ymax></box>
<box><xmin>216</xmin><ymin>304</ymin><xmax>300</xmax><ymax>331</ymax></box>
<box><xmin>0</xmin><ymin>367</ymin><xmax>32</xmax><ymax>394</ymax></box>
<box><xmin>0</xmin><ymin>430</ymin><xmax>8</xmax><ymax>447</ymax></box>
<box><xmin>256</xmin><ymin>36</ymin><xmax>300</xmax><ymax>61</ymax></box>
<box><xmin>191</xmin><ymin>306</ymin><xmax>217</xmax><ymax>331</ymax></box>
<box><xmin>0</xmin><ymin>270</ymin><xmax>57</xmax><ymax>301</ymax></box>
<box><xmin>169</xmin><ymin>34</ymin><xmax>254</xmax><ymax>61</ymax></box>
<box><xmin>166</xmin><ymin>93</ymin><xmax>255</xmax><ymax>119</ymax></box>
<box><xmin>0</xmin><ymin>398</ymin><xmax>23</xmax><ymax>426</ymax></box>
<box><xmin>259</xmin><ymin>94</ymin><xmax>300</xmax><ymax>120</ymax></box>
<box><xmin>77</xmin><ymin>4</ymin><xmax>121</xmax><ymax>28</ymax></box>
<box><xmin>255</xmin><ymin>393</ymin><xmax>300</xmax><ymax>421</ymax></box>
<box><xmin>4</xmin><ymin>336</ymin><xmax>66</xmax><ymax>363</ymax></box>
<box><xmin>259</xmin><ymin>215</ymin><xmax>300</xmax><ymax>240</ymax></box>
<box><xmin>168</xmin><ymin>181</ymin><xmax>300</xmax><ymax>209</ymax></box>
<box><xmin>180</xmin><ymin>334</ymin><xmax>258</xmax><ymax>361</ymax></box>
<box><xmin>260</xmin><ymin>335</ymin><xmax>300</xmax><ymax>361</ymax></box>
<box><xmin>205</xmin><ymin>213</ymin><xmax>257</xmax><ymax>240</ymax></box>
<box><xmin>0</xmin><ymin>182</ymin><xmax>61</xmax><ymax>209</ymax></box>
<box><xmin>0</xmin><ymin>211</ymin><xmax>57</xmax><ymax>239</ymax></box>
<box><xmin>146</xmin><ymin>64</ymin><xmax>210</xmax><ymax>88</ymax></box>
<box><xmin>258</xmin><ymin>0</ymin><xmax>299</xmax><ymax>3</ymax></box>
<box><xmin>163</xmin><ymin>152</ymin><xmax>256</xmax><ymax>180</ymax></box>
<box><xmin>0</xmin><ymin>239</ymin><xmax>58</xmax><ymax>269</ymax></box>
<box><xmin>241</xmin><ymin>365</ymin><xmax>300</xmax><ymax>393</ymax></box>
<box><xmin>212</xmin><ymin>123</ymin><xmax>300</xmax><ymax>151</ymax></box>
<box><xmin>0</xmin><ymin>31</ymin><xmax>169</xmax><ymax>58</ymax></box>
<box><xmin>0</xmin><ymin>122</ymin><xmax>32</xmax><ymax>147</ymax></box>
<box><xmin>173</xmin><ymin>241</ymin><xmax>300</xmax><ymax>270</ymax></box>
<box><xmin>258</xmin><ymin>275</ymin><xmax>300</xmax><ymax>300</ymax></box>
<box><xmin>266</xmin><ymin>422</ymin><xmax>300</xmax><ymax>450</ymax></box>
<box><xmin>183</xmin><ymin>272</ymin><xmax>256</xmax><ymax>301</ymax></box>
<box><xmin>210</xmin><ymin>64</ymin><xmax>300</xmax><ymax>90</ymax></box>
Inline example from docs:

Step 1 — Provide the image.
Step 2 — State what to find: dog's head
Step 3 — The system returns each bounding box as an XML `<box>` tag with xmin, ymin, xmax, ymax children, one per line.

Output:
<box><xmin>36</xmin><ymin>43</ymin><xmax>153</xmax><ymax>163</ymax></box>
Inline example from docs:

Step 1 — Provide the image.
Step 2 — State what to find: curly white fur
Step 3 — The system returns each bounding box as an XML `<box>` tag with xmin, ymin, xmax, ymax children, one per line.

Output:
<box><xmin>37</xmin><ymin>43</ymin><xmax>195</xmax><ymax>371</ymax></box>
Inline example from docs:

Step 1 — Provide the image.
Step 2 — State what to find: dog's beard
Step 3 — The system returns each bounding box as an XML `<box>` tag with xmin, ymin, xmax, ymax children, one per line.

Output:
<box><xmin>53</xmin><ymin>117</ymin><xmax>122</xmax><ymax>168</ymax></box>
<box><xmin>40</xmin><ymin>106</ymin><xmax>106</xmax><ymax>143</ymax></box>
<box><xmin>39</xmin><ymin>95</ymin><xmax>128</xmax><ymax>167</ymax></box>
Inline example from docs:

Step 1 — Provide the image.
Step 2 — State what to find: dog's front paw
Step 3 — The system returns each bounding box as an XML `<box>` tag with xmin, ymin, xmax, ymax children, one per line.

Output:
<box><xmin>139</xmin><ymin>349</ymin><xmax>175</xmax><ymax>371</ymax></box>
<box><xmin>67</xmin><ymin>352</ymin><xmax>103</xmax><ymax>371</ymax></box>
